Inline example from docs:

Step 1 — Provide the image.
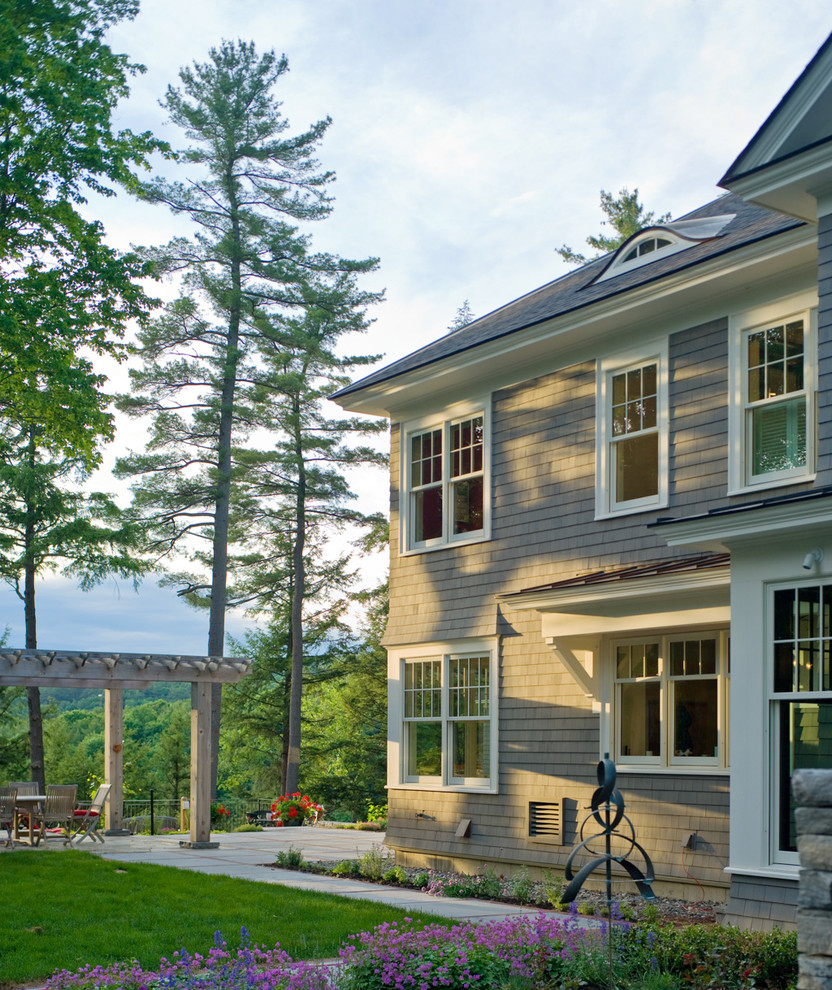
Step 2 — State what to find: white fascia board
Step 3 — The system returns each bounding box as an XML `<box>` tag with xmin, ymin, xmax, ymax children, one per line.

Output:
<box><xmin>335</xmin><ymin>227</ymin><xmax>815</xmax><ymax>419</ymax></box>
<box><xmin>542</xmin><ymin>606</ymin><xmax>731</xmax><ymax>640</ymax></box>
<box><xmin>729</xmin><ymin>53</ymin><xmax>832</xmax><ymax>178</ymax></box>
<box><xmin>499</xmin><ymin>567</ymin><xmax>729</xmax><ymax>614</ymax></box>
<box><xmin>656</xmin><ymin>500</ymin><xmax>832</xmax><ymax>551</ymax></box>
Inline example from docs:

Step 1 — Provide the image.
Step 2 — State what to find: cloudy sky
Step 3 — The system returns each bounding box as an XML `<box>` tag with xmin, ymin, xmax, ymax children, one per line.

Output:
<box><xmin>4</xmin><ymin>0</ymin><xmax>832</xmax><ymax>655</ymax></box>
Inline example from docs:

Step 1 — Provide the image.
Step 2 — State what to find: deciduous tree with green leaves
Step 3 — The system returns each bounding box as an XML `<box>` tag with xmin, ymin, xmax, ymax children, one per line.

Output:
<box><xmin>116</xmin><ymin>40</ymin><xmax>383</xmax><ymax>794</ymax></box>
<box><xmin>556</xmin><ymin>187</ymin><xmax>671</xmax><ymax>266</ymax></box>
<box><xmin>0</xmin><ymin>0</ymin><xmax>163</xmax><ymax>787</ymax></box>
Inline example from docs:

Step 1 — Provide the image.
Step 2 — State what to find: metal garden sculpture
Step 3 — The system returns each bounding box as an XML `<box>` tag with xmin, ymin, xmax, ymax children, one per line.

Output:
<box><xmin>561</xmin><ymin>755</ymin><xmax>656</xmax><ymax>907</ymax></box>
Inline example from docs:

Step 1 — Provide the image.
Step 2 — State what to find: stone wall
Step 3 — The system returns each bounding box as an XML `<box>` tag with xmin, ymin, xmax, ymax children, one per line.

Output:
<box><xmin>795</xmin><ymin>769</ymin><xmax>832</xmax><ymax>989</ymax></box>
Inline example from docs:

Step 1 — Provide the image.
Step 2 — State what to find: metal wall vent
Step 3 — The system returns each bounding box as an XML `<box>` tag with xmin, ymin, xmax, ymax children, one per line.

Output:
<box><xmin>528</xmin><ymin>800</ymin><xmax>563</xmax><ymax>844</ymax></box>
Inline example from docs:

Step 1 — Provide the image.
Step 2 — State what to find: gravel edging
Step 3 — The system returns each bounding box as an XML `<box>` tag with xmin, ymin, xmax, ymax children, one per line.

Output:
<box><xmin>266</xmin><ymin>857</ymin><xmax>719</xmax><ymax>925</ymax></box>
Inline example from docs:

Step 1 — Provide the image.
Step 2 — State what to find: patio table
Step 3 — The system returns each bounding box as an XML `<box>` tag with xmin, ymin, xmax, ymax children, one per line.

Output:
<box><xmin>13</xmin><ymin>794</ymin><xmax>45</xmax><ymax>845</ymax></box>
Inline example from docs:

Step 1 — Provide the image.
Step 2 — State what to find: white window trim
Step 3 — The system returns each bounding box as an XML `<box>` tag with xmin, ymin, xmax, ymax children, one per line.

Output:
<box><xmin>766</xmin><ymin>579</ymin><xmax>832</xmax><ymax>867</ymax></box>
<box><xmin>400</xmin><ymin>399</ymin><xmax>491</xmax><ymax>555</ymax></box>
<box><xmin>727</xmin><ymin>293</ymin><xmax>817</xmax><ymax>496</ymax></box>
<box><xmin>603</xmin><ymin>629</ymin><xmax>730</xmax><ymax>773</ymax></box>
<box><xmin>595</xmin><ymin>341</ymin><xmax>669</xmax><ymax>519</ymax></box>
<box><xmin>597</xmin><ymin>232</ymin><xmax>691</xmax><ymax>282</ymax></box>
<box><xmin>387</xmin><ymin>638</ymin><xmax>499</xmax><ymax>794</ymax></box>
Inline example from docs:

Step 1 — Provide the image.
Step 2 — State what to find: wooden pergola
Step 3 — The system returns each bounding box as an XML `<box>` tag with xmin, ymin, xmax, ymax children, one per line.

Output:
<box><xmin>0</xmin><ymin>649</ymin><xmax>252</xmax><ymax>847</ymax></box>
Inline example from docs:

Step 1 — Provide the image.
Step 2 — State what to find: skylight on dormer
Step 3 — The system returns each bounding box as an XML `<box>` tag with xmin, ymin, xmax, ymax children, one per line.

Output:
<box><xmin>594</xmin><ymin>213</ymin><xmax>736</xmax><ymax>283</ymax></box>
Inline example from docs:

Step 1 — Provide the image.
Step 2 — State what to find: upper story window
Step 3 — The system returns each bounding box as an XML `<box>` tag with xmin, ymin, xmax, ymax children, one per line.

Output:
<box><xmin>728</xmin><ymin>296</ymin><xmax>816</xmax><ymax>494</ymax></box>
<box><xmin>403</xmin><ymin>404</ymin><xmax>490</xmax><ymax>553</ymax></box>
<box><xmin>621</xmin><ymin>236</ymin><xmax>673</xmax><ymax>262</ymax></box>
<box><xmin>393</xmin><ymin>640</ymin><xmax>498</xmax><ymax>792</ymax></box>
<box><xmin>596</xmin><ymin>343</ymin><xmax>668</xmax><ymax>518</ymax></box>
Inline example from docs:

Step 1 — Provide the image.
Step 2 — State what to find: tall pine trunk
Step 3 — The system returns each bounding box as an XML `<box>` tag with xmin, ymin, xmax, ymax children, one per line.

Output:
<box><xmin>285</xmin><ymin>400</ymin><xmax>306</xmax><ymax>794</ymax></box>
<box><xmin>24</xmin><ymin>429</ymin><xmax>45</xmax><ymax>791</ymax></box>
<box><xmin>206</xmin><ymin>208</ymin><xmax>243</xmax><ymax>797</ymax></box>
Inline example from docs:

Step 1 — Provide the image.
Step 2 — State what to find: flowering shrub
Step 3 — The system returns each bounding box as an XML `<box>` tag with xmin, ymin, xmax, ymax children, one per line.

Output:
<box><xmin>211</xmin><ymin>803</ymin><xmax>231</xmax><ymax>824</ymax></box>
<box><xmin>269</xmin><ymin>793</ymin><xmax>323</xmax><ymax>826</ymax></box>
<box><xmin>46</xmin><ymin>929</ymin><xmax>326</xmax><ymax>990</ymax></box>
<box><xmin>43</xmin><ymin>918</ymin><xmax>798</xmax><ymax>990</ymax></box>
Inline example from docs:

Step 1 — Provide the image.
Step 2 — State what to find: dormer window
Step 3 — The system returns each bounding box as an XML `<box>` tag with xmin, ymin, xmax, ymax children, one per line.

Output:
<box><xmin>594</xmin><ymin>214</ymin><xmax>735</xmax><ymax>284</ymax></box>
<box><xmin>621</xmin><ymin>236</ymin><xmax>672</xmax><ymax>262</ymax></box>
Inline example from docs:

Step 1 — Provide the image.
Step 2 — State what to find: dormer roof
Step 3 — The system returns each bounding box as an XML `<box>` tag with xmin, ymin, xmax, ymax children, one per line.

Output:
<box><xmin>593</xmin><ymin>214</ymin><xmax>735</xmax><ymax>283</ymax></box>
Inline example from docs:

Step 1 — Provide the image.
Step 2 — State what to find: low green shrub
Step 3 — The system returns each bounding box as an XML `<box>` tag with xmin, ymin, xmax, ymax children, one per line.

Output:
<box><xmin>358</xmin><ymin>845</ymin><xmax>389</xmax><ymax>880</ymax></box>
<box><xmin>275</xmin><ymin>846</ymin><xmax>304</xmax><ymax>869</ymax></box>
<box><xmin>332</xmin><ymin>859</ymin><xmax>359</xmax><ymax>876</ymax></box>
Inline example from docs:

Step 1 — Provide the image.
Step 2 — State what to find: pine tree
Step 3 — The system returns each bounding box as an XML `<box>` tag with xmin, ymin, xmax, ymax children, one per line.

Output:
<box><xmin>116</xmin><ymin>40</ymin><xmax>382</xmax><ymax>794</ymax></box>
<box><xmin>556</xmin><ymin>188</ymin><xmax>671</xmax><ymax>266</ymax></box>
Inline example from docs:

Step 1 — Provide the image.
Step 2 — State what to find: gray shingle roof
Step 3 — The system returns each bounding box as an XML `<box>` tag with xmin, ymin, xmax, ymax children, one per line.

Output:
<box><xmin>333</xmin><ymin>193</ymin><xmax>802</xmax><ymax>401</ymax></box>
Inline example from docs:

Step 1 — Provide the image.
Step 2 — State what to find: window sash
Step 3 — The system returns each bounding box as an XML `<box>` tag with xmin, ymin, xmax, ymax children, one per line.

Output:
<box><xmin>406</xmin><ymin>413</ymin><xmax>485</xmax><ymax>548</ymax></box>
<box><xmin>613</xmin><ymin>633</ymin><xmax>726</xmax><ymax>768</ymax></box>
<box><xmin>402</xmin><ymin>652</ymin><xmax>494</xmax><ymax>787</ymax></box>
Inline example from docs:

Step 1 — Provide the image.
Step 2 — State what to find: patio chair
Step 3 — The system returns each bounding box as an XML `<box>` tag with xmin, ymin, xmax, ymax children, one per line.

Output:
<box><xmin>70</xmin><ymin>783</ymin><xmax>111</xmax><ymax>845</ymax></box>
<box><xmin>9</xmin><ymin>781</ymin><xmax>38</xmax><ymax>796</ymax></box>
<box><xmin>0</xmin><ymin>786</ymin><xmax>16</xmax><ymax>847</ymax></box>
<box><xmin>31</xmin><ymin>784</ymin><xmax>77</xmax><ymax>846</ymax></box>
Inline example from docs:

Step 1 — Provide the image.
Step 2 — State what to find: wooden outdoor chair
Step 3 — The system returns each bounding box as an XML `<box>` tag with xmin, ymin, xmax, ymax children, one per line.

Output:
<box><xmin>32</xmin><ymin>785</ymin><xmax>77</xmax><ymax>846</ymax></box>
<box><xmin>70</xmin><ymin>783</ymin><xmax>111</xmax><ymax>845</ymax></box>
<box><xmin>9</xmin><ymin>781</ymin><xmax>37</xmax><ymax>796</ymax></box>
<box><xmin>0</xmin><ymin>786</ymin><xmax>16</xmax><ymax>848</ymax></box>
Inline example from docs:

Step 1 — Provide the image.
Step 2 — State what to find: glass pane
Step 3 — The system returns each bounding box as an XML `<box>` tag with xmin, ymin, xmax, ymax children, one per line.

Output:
<box><xmin>616</xmin><ymin>646</ymin><xmax>630</xmax><ymax>679</ymax></box>
<box><xmin>407</xmin><ymin>722</ymin><xmax>442</xmax><ymax>777</ymax></box>
<box><xmin>645</xmin><ymin>642</ymin><xmax>660</xmax><ymax>677</ymax></box>
<box><xmin>774</xmin><ymin>589</ymin><xmax>795</xmax><ymax>641</ymax></box>
<box><xmin>785</xmin><ymin>320</ymin><xmax>804</xmax><ymax>357</ymax></box>
<box><xmin>786</xmin><ymin>357</ymin><xmax>803</xmax><ymax>394</ymax></box>
<box><xmin>767</xmin><ymin>364</ymin><xmax>784</xmax><ymax>397</ymax></box>
<box><xmin>747</xmin><ymin>331</ymin><xmax>765</xmax><ymax>369</ymax></box>
<box><xmin>627</xmin><ymin>368</ymin><xmax>642</xmax><ymax>399</ymax></box>
<box><xmin>700</xmin><ymin>639</ymin><xmax>716</xmax><ymax>675</ymax></box>
<box><xmin>452</xmin><ymin>477</ymin><xmax>484</xmax><ymax>535</ymax></box>
<box><xmin>670</xmin><ymin>641</ymin><xmax>684</xmax><ymax>677</ymax></box>
<box><xmin>612</xmin><ymin>373</ymin><xmax>626</xmax><ymax>407</ymax></box>
<box><xmin>642</xmin><ymin>363</ymin><xmax>657</xmax><ymax>396</ymax></box>
<box><xmin>799</xmin><ymin>644</ymin><xmax>819</xmax><ymax>693</ymax></box>
<box><xmin>766</xmin><ymin>325</ymin><xmax>785</xmax><ymax>364</ymax></box>
<box><xmin>747</xmin><ymin>367</ymin><xmax>765</xmax><ymax>403</ymax></box>
<box><xmin>612</xmin><ymin>403</ymin><xmax>626</xmax><ymax>436</ymax></box>
<box><xmin>614</xmin><ymin>433</ymin><xmax>658</xmax><ymax>503</ymax></box>
<box><xmin>674</xmin><ymin>678</ymin><xmax>718</xmax><ymax>757</ymax></box>
<box><xmin>413</xmin><ymin>487</ymin><xmax>443</xmax><ymax>542</ymax></box>
<box><xmin>799</xmin><ymin>586</ymin><xmax>821</xmax><ymax>639</ymax></box>
<box><xmin>642</xmin><ymin>395</ymin><xmax>657</xmax><ymax>430</ymax></box>
<box><xmin>620</xmin><ymin>682</ymin><xmax>661</xmax><ymax>758</ymax></box>
<box><xmin>778</xmin><ymin>701</ymin><xmax>832</xmax><ymax>852</ymax></box>
<box><xmin>751</xmin><ymin>397</ymin><xmax>806</xmax><ymax>475</ymax></box>
<box><xmin>774</xmin><ymin>643</ymin><xmax>795</xmax><ymax>693</ymax></box>
<box><xmin>452</xmin><ymin>720</ymin><xmax>489</xmax><ymax>779</ymax></box>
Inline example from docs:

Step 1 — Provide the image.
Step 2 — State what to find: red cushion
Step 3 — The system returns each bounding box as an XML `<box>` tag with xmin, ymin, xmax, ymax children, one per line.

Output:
<box><xmin>73</xmin><ymin>809</ymin><xmax>99</xmax><ymax>818</ymax></box>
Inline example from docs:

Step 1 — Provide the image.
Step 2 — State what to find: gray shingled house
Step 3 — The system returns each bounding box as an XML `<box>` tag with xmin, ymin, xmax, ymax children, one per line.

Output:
<box><xmin>333</xmin><ymin>32</ymin><xmax>832</xmax><ymax>929</ymax></box>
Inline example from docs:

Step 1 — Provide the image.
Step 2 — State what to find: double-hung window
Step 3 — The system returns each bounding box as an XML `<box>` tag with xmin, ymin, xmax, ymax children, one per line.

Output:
<box><xmin>596</xmin><ymin>344</ymin><xmax>668</xmax><ymax>517</ymax></box>
<box><xmin>395</xmin><ymin>642</ymin><xmax>497</xmax><ymax>791</ymax></box>
<box><xmin>770</xmin><ymin>584</ymin><xmax>832</xmax><ymax>860</ymax></box>
<box><xmin>403</xmin><ymin>405</ymin><xmax>490</xmax><ymax>552</ymax></box>
<box><xmin>729</xmin><ymin>298</ymin><xmax>816</xmax><ymax>493</ymax></box>
<box><xmin>613</xmin><ymin>631</ymin><xmax>728</xmax><ymax>769</ymax></box>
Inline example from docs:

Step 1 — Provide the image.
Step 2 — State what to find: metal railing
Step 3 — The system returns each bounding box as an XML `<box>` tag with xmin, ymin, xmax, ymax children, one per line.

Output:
<box><xmin>121</xmin><ymin>795</ymin><xmax>272</xmax><ymax>834</ymax></box>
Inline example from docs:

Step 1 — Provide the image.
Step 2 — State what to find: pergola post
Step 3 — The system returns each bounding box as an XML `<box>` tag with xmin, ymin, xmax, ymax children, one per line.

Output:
<box><xmin>103</xmin><ymin>687</ymin><xmax>128</xmax><ymax>834</ymax></box>
<box><xmin>182</xmin><ymin>681</ymin><xmax>217</xmax><ymax>848</ymax></box>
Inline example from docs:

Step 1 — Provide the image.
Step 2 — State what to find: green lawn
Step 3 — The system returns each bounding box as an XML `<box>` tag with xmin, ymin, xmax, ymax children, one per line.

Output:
<box><xmin>0</xmin><ymin>850</ymin><xmax>442</xmax><ymax>987</ymax></box>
